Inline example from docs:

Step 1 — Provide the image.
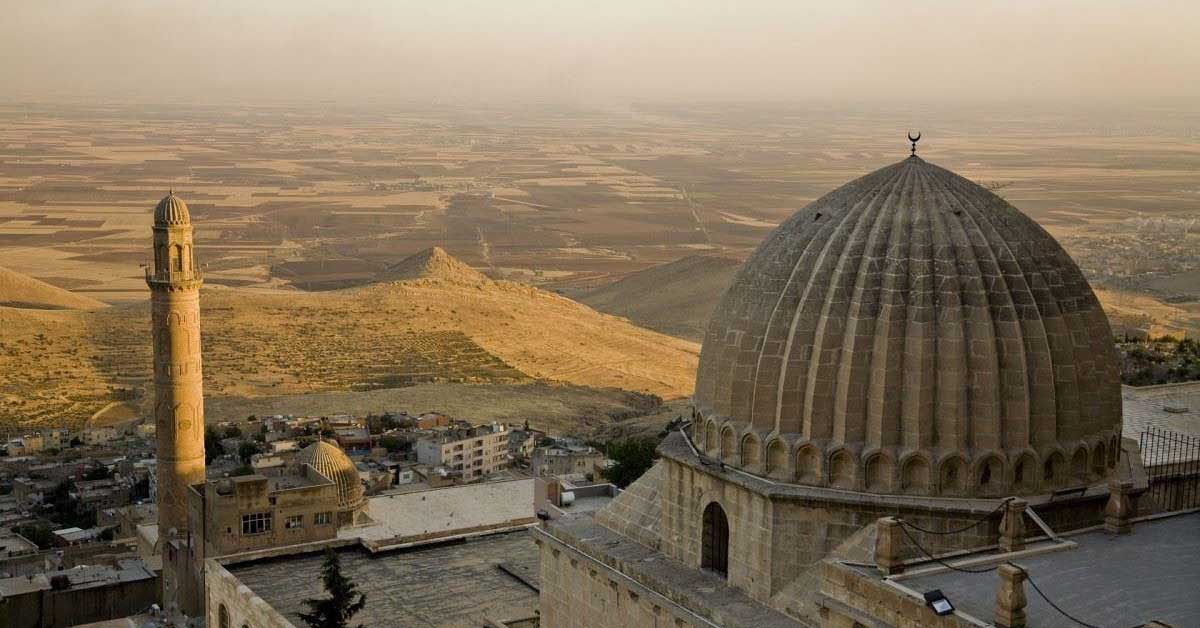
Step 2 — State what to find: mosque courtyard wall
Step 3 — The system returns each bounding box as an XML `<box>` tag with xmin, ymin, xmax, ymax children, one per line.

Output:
<box><xmin>535</xmin><ymin>533</ymin><xmax>708</xmax><ymax>628</ymax></box>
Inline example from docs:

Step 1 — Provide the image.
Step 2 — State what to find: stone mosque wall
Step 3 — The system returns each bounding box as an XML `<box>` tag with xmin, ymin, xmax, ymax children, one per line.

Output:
<box><xmin>657</xmin><ymin>455</ymin><xmax>1006</xmax><ymax>603</ymax></box>
<box><xmin>205</xmin><ymin>560</ymin><xmax>295</xmax><ymax>628</ymax></box>
<box><xmin>535</xmin><ymin>532</ymin><xmax>708</xmax><ymax>628</ymax></box>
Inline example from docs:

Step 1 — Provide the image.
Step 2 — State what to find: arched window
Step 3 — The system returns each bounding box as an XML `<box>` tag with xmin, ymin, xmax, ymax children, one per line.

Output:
<box><xmin>701</xmin><ymin>502</ymin><xmax>729</xmax><ymax>578</ymax></box>
<box><xmin>218</xmin><ymin>604</ymin><xmax>229</xmax><ymax>628</ymax></box>
<box><xmin>171</xmin><ymin>244</ymin><xmax>183</xmax><ymax>272</ymax></box>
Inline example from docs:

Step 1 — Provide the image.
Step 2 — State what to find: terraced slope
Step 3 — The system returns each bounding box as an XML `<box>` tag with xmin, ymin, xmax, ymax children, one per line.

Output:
<box><xmin>0</xmin><ymin>250</ymin><xmax>698</xmax><ymax>430</ymax></box>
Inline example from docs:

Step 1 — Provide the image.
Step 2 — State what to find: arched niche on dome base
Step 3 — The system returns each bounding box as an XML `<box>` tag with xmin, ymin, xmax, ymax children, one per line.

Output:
<box><xmin>973</xmin><ymin>454</ymin><xmax>1006</xmax><ymax>497</ymax></box>
<box><xmin>740</xmin><ymin>434</ymin><xmax>761</xmax><ymax>469</ymax></box>
<box><xmin>1042</xmin><ymin>450</ymin><xmax>1066</xmax><ymax>489</ymax></box>
<box><xmin>704</xmin><ymin>419</ymin><xmax>719</xmax><ymax>455</ymax></box>
<box><xmin>765</xmin><ymin>439</ymin><xmax>787</xmax><ymax>478</ymax></box>
<box><xmin>863</xmin><ymin>451</ymin><xmax>894</xmax><ymax>493</ymax></box>
<box><xmin>720</xmin><ymin>426</ymin><xmax>737</xmax><ymax>463</ymax></box>
<box><xmin>938</xmin><ymin>455</ymin><xmax>968</xmax><ymax>496</ymax></box>
<box><xmin>900</xmin><ymin>454</ymin><xmax>930</xmax><ymax>495</ymax></box>
<box><xmin>1070</xmin><ymin>446</ymin><xmax>1090</xmax><ymax>483</ymax></box>
<box><xmin>1091</xmin><ymin>440</ymin><xmax>1108</xmax><ymax>477</ymax></box>
<box><xmin>828</xmin><ymin>449</ymin><xmax>856</xmax><ymax>490</ymax></box>
<box><xmin>796</xmin><ymin>444</ymin><xmax>822</xmax><ymax>485</ymax></box>
<box><xmin>1012</xmin><ymin>451</ymin><xmax>1040</xmax><ymax>493</ymax></box>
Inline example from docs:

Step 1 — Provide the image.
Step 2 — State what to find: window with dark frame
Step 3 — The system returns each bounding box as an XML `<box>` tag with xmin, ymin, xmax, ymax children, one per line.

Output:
<box><xmin>241</xmin><ymin>512</ymin><xmax>272</xmax><ymax>535</ymax></box>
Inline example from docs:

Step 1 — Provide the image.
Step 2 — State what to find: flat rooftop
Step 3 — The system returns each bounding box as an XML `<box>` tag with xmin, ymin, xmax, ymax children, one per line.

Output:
<box><xmin>896</xmin><ymin>512</ymin><xmax>1200</xmax><ymax>627</ymax></box>
<box><xmin>350</xmin><ymin>478</ymin><xmax>535</xmax><ymax>548</ymax></box>
<box><xmin>0</xmin><ymin>533</ymin><xmax>38</xmax><ymax>554</ymax></box>
<box><xmin>1123</xmin><ymin>382</ymin><xmax>1200</xmax><ymax>462</ymax></box>
<box><xmin>229</xmin><ymin>530</ymin><xmax>539</xmax><ymax>627</ymax></box>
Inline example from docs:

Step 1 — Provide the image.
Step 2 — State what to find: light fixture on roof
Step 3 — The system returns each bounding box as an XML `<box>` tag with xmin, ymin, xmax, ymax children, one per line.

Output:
<box><xmin>923</xmin><ymin>589</ymin><xmax>955</xmax><ymax>616</ymax></box>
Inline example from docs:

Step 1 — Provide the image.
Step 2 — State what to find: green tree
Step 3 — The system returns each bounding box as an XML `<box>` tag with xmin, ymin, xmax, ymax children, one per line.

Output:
<box><xmin>299</xmin><ymin>549</ymin><xmax>366</xmax><ymax>628</ymax></box>
<box><xmin>378</xmin><ymin>434</ymin><xmax>407</xmax><ymax>453</ymax></box>
<box><xmin>13</xmin><ymin>524</ymin><xmax>53</xmax><ymax>549</ymax></box>
<box><xmin>238</xmin><ymin>440</ymin><xmax>262</xmax><ymax>464</ymax></box>
<box><xmin>204</xmin><ymin>427</ymin><xmax>226</xmax><ymax>464</ymax></box>
<box><xmin>83</xmin><ymin>465</ymin><xmax>112</xmax><ymax>481</ymax></box>
<box><xmin>601</xmin><ymin>438</ymin><xmax>659</xmax><ymax>488</ymax></box>
<box><xmin>231</xmin><ymin>464</ymin><xmax>256</xmax><ymax>476</ymax></box>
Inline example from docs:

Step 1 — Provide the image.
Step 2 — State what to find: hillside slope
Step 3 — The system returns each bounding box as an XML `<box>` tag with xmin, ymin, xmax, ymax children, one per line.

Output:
<box><xmin>0</xmin><ymin>250</ymin><xmax>698</xmax><ymax>429</ymax></box>
<box><xmin>378</xmin><ymin>246</ymin><xmax>488</xmax><ymax>283</ymax></box>
<box><xmin>0</xmin><ymin>265</ymin><xmax>107</xmax><ymax>310</ymax></box>
<box><xmin>572</xmin><ymin>255</ymin><xmax>742</xmax><ymax>342</ymax></box>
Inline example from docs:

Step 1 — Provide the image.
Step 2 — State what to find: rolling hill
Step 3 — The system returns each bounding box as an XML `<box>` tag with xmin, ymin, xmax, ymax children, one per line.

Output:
<box><xmin>0</xmin><ymin>249</ymin><xmax>699</xmax><ymax>430</ymax></box>
<box><xmin>0</xmin><ymin>265</ymin><xmax>107</xmax><ymax>310</ymax></box>
<box><xmin>571</xmin><ymin>255</ymin><xmax>742</xmax><ymax>342</ymax></box>
<box><xmin>377</xmin><ymin>246</ymin><xmax>488</xmax><ymax>283</ymax></box>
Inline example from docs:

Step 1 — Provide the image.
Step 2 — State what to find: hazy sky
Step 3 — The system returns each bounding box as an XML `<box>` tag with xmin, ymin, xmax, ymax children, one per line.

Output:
<box><xmin>2</xmin><ymin>1</ymin><xmax>1197</xmax><ymax>106</ymax></box>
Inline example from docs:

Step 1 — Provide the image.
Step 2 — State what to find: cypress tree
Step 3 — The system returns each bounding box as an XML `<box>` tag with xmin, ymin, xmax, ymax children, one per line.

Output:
<box><xmin>299</xmin><ymin>549</ymin><xmax>367</xmax><ymax>628</ymax></box>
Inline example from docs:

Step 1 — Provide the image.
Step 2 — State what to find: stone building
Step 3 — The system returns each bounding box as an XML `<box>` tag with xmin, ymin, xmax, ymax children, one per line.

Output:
<box><xmin>530</xmin><ymin>444</ymin><xmax>605</xmax><ymax>478</ymax></box>
<box><xmin>0</xmin><ymin>561</ymin><xmax>159</xmax><ymax>628</ymax></box>
<box><xmin>203</xmin><ymin>479</ymin><xmax>542</xmax><ymax>628</ymax></box>
<box><xmin>295</xmin><ymin>440</ymin><xmax>368</xmax><ymax>526</ymax></box>
<box><xmin>187</xmin><ymin>464</ymin><xmax>340</xmax><ymax>558</ymax></box>
<box><xmin>415</xmin><ymin>423</ymin><xmax>510</xmax><ymax>480</ymax></box>
<box><xmin>170</xmin><ymin>460</ymin><xmax>355</xmax><ymax>614</ymax></box>
<box><xmin>535</xmin><ymin>155</ymin><xmax>1142</xmax><ymax>627</ymax></box>
<box><xmin>146</xmin><ymin>192</ymin><xmax>207</xmax><ymax>615</ymax></box>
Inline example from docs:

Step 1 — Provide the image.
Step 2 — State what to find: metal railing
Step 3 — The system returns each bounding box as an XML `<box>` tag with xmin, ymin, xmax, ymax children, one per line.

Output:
<box><xmin>1140</xmin><ymin>425</ymin><xmax>1200</xmax><ymax>511</ymax></box>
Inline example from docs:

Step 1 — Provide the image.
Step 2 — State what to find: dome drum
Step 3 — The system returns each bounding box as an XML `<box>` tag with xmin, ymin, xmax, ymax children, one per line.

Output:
<box><xmin>698</xmin><ymin>415</ymin><xmax>1119</xmax><ymax>497</ymax></box>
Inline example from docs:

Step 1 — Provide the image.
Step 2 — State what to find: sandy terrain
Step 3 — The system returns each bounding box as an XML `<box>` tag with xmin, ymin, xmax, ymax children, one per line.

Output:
<box><xmin>0</xmin><ymin>249</ymin><xmax>697</xmax><ymax>431</ymax></box>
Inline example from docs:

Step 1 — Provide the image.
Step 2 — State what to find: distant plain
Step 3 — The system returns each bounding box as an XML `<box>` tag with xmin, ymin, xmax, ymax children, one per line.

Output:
<box><xmin>1</xmin><ymin>102</ymin><xmax>1197</xmax><ymax>432</ymax></box>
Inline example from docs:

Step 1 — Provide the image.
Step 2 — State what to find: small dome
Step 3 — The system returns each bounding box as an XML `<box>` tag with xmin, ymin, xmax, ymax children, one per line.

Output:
<box><xmin>695</xmin><ymin>156</ymin><xmax>1121</xmax><ymax>497</ymax></box>
<box><xmin>297</xmin><ymin>440</ymin><xmax>365</xmax><ymax>514</ymax></box>
<box><xmin>154</xmin><ymin>192</ymin><xmax>190</xmax><ymax>226</ymax></box>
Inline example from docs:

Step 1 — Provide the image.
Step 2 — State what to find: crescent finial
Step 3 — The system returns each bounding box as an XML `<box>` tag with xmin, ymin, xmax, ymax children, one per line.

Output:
<box><xmin>907</xmin><ymin>131</ymin><xmax>921</xmax><ymax>156</ymax></box>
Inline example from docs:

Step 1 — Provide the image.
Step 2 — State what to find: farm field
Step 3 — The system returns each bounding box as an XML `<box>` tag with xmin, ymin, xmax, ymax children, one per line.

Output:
<box><xmin>2</xmin><ymin>102</ymin><xmax>1198</xmax><ymax>431</ymax></box>
<box><xmin>2</xmin><ymin>103</ymin><xmax>1197</xmax><ymax>308</ymax></box>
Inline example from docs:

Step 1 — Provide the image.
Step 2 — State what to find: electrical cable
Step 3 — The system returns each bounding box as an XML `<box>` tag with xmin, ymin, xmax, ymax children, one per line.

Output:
<box><xmin>897</xmin><ymin>521</ymin><xmax>1107</xmax><ymax>628</ymax></box>
<box><xmin>896</xmin><ymin>521</ymin><xmax>998</xmax><ymax>574</ymax></box>
<box><xmin>1014</xmin><ymin>564</ymin><xmax>1103</xmax><ymax>628</ymax></box>
<box><xmin>897</xmin><ymin>497</ymin><xmax>1013</xmax><ymax>536</ymax></box>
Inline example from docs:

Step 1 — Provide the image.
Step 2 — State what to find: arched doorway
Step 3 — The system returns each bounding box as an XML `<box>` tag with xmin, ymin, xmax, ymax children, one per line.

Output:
<box><xmin>701</xmin><ymin>502</ymin><xmax>729</xmax><ymax>577</ymax></box>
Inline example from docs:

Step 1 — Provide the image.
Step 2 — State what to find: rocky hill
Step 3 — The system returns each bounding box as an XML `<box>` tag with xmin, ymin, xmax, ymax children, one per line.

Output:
<box><xmin>377</xmin><ymin>246</ymin><xmax>489</xmax><ymax>283</ymax></box>
<box><xmin>572</xmin><ymin>255</ymin><xmax>742</xmax><ymax>342</ymax></box>
<box><xmin>0</xmin><ymin>250</ymin><xmax>698</xmax><ymax>429</ymax></box>
<box><xmin>0</xmin><ymin>265</ymin><xmax>107</xmax><ymax>310</ymax></box>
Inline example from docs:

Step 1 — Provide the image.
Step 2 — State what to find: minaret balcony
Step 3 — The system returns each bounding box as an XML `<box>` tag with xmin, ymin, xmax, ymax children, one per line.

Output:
<box><xmin>146</xmin><ymin>267</ymin><xmax>203</xmax><ymax>290</ymax></box>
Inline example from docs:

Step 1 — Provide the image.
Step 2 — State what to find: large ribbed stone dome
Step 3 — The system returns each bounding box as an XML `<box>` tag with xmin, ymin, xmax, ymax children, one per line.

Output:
<box><xmin>695</xmin><ymin>156</ymin><xmax>1121</xmax><ymax>497</ymax></box>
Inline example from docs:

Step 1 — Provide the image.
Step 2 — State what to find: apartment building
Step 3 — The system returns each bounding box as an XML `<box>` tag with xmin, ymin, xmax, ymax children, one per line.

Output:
<box><xmin>414</xmin><ymin>423</ymin><xmax>509</xmax><ymax>479</ymax></box>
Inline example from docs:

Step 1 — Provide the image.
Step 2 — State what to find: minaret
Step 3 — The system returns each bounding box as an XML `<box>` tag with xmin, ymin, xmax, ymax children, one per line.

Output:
<box><xmin>146</xmin><ymin>191</ymin><xmax>206</xmax><ymax>611</ymax></box>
